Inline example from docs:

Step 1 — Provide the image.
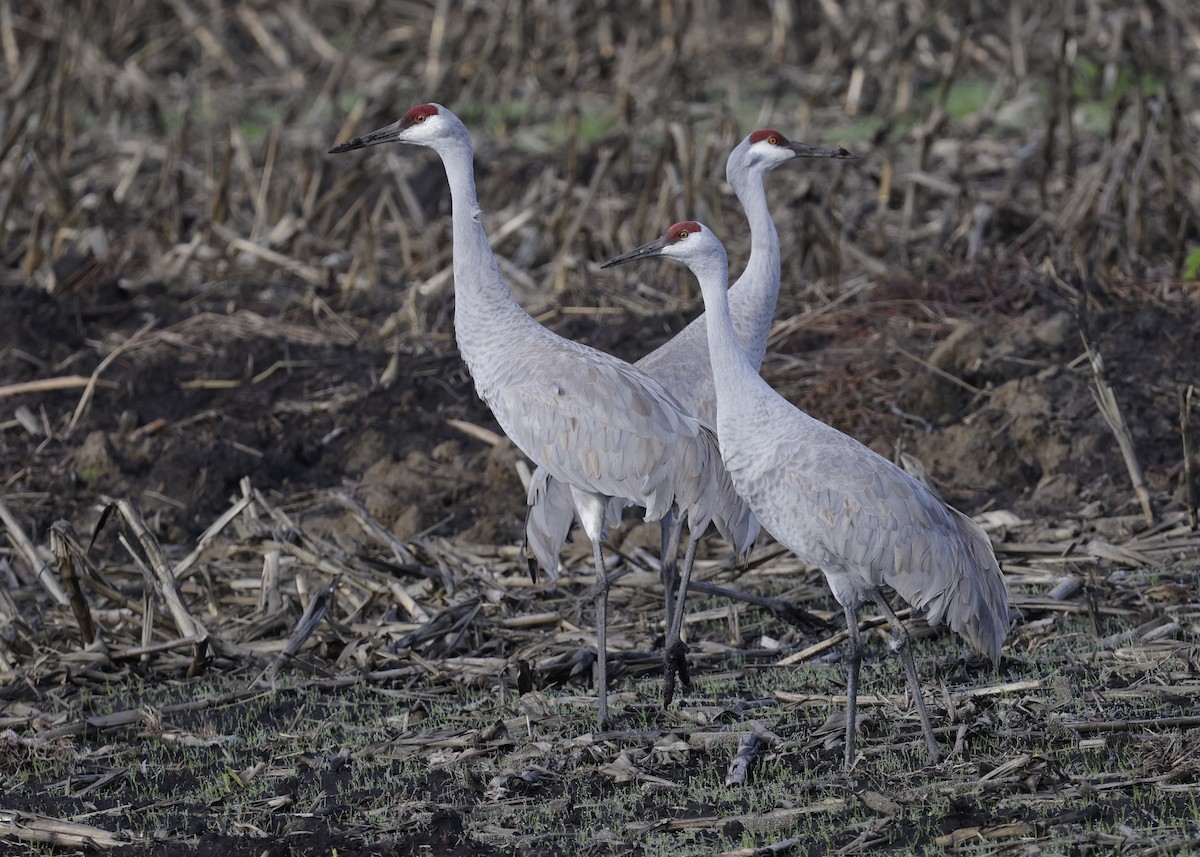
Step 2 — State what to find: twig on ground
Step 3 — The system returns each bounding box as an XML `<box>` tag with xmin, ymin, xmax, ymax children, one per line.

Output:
<box><xmin>35</xmin><ymin>686</ymin><xmax>278</xmax><ymax>740</ymax></box>
<box><xmin>1068</xmin><ymin>714</ymin><xmax>1200</xmax><ymax>734</ymax></box>
<box><xmin>714</xmin><ymin>836</ymin><xmax>801</xmax><ymax>856</ymax></box>
<box><xmin>1078</xmin><ymin>305</ymin><xmax>1154</xmax><ymax>525</ymax></box>
<box><xmin>775</xmin><ymin>612</ymin><xmax>901</xmax><ymax>666</ymax></box>
<box><xmin>49</xmin><ymin>522</ymin><xmax>96</xmax><ymax>645</ymax></box>
<box><xmin>0</xmin><ymin>497</ymin><xmax>69</xmax><ymax>606</ymax></box>
<box><xmin>64</xmin><ymin>317</ymin><xmax>158</xmax><ymax>438</ymax></box>
<box><xmin>1182</xmin><ymin>385</ymin><xmax>1196</xmax><ymax>530</ymax></box>
<box><xmin>687</xmin><ymin>579</ymin><xmax>830</xmax><ymax>632</ymax></box>
<box><xmin>0</xmin><ymin>810</ymin><xmax>133</xmax><ymax>849</ymax></box>
<box><xmin>0</xmin><ymin>376</ymin><xmax>118</xmax><ymax>399</ymax></box>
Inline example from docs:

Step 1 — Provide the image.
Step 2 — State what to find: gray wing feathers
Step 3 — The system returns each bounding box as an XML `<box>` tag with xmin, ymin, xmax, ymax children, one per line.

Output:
<box><xmin>744</xmin><ymin>416</ymin><xmax>1008</xmax><ymax>661</ymax></box>
<box><xmin>854</xmin><ymin>467</ymin><xmax>1008</xmax><ymax>664</ymax></box>
<box><xmin>525</xmin><ymin>441</ymin><xmax>756</xmax><ymax>575</ymax></box>
<box><xmin>894</xmin><ymin>508</ymin><xmax>1008</xmax><ymax>664</ymax></box>
<box><xmin>635</xmin><ymin>321</ymin><xmax>718</xmax><ymax>428</ymax></box>
<box><xmin>506</xmin><ymin>341</ymin><xmax>751</xmax><ymax>573</ymax></box>
<box><xmin>698</xmin><ymin>427</ymin><xmax>760</xmax><ymax>558</ymax></box>
<box><xmin>499</xmin><ymin>349</ymin><xmax>702</xmax><ymax>519</ymax></box>
<box><xmin>520</xmin><ymin>274</ymin><xmax>773</xmax><ymax>573</ymax></box>
<box><xmin>524</xmin><ymin>468</ymin><xmax>574</xmax><ymax>582</ymax></box>
<box><xmin>524</xmin><ymin>467</ymin><xmax>628</xmax><ymax>579</ymax></box>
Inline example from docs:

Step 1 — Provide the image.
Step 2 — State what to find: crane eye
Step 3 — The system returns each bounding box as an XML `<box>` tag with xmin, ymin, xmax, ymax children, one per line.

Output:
<box><xmin>768</xmin><ymin>135</ymin><xmax>778</xmax><ymax>145</ymax></box>
<box><xmin>416</xmin><ymin>114</ymin><xmax>427</xmax><ymax>122</ymax></box>
<box><xmin>678</xmin><ymin>230</ymin><xmax>689</xmax><ymax>239</ymax></box>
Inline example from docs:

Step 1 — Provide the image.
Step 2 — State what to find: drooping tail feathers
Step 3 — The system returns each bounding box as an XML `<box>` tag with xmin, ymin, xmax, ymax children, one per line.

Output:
<box><xmin>523</xmin><ymin>469</ymin><xmax>574</xmax><ymax>583</ymax></box>
<box><xmin>708</xmin><ymin>465</ymin><xmax>760</xmax><ymax>562</ymax></box>
<box><xmin>523</xmin><ymin>468</ymin><xmax>625</xmax><ymax>582</ymax></box>
<box><xmin>904</xmin><ymin>508</ymin><xmax>1009</xmax><ymax>664</ymax></box>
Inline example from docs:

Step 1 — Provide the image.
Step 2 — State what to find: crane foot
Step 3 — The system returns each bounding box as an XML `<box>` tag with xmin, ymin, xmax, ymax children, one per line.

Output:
<box><xmin>662</xmin><ymin>640</ymin><xmax>691</xmax><ymax>707</ymax></box>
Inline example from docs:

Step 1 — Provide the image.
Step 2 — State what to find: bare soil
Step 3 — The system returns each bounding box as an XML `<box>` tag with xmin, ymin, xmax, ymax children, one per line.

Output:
<box><xmin>5</xmin><ymin>266</ymin><xmax>1197</xmax><ymax>552</ymax></box>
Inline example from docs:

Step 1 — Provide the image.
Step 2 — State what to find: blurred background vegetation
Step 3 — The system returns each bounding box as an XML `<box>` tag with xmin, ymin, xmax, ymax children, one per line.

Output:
<box><xmin>4</xmin><ymin>0</ymin><xmax>1198</xmax><ymax>307</ymax></box>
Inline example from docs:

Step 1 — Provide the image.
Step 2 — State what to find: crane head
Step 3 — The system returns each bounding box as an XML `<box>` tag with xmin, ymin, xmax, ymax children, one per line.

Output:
<box><xmin>328</xmin><ymin>103</ymin><xmax>451</xmax><ymax>154</ymax></box>
<box><xmin>601</xmin><ymin>221</ymin><xmax>724</xmax><ymax>270</ymax></box>
<box><xmin>734</xmin><ymin>128</ymin><xmax>855</xmax><ymax>175</ymax></box>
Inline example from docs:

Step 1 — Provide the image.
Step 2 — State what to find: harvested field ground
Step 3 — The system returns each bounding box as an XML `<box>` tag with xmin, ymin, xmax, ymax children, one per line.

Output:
<box><xmin>3</xmin><ymin>1</ymin><xmax>1200</xmax><ymax>855</ymax></box>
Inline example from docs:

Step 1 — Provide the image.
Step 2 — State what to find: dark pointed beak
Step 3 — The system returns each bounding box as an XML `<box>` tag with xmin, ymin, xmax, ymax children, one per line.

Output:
<box><xmin>788</xmin><ymin>141</ymin><xmax>856</xmax><ymax>160</ymax></box>
<box><xmin>601</xmin><ymin>234</ymin><xmax>670</xmax><ymax>268</ymax></box>
<box><xmin>328</xmin><ymin>120</ymin><xmax>405</xmax><ymax>154</ymax></box>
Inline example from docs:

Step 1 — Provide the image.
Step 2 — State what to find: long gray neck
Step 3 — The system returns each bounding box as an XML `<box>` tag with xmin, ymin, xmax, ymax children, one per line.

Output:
<box><xmin>727</xmin><ymin>158</ymin><xmax>780</xmax><ymax>371</ymax></box>
<box><xmin>438</xmin><ymin>140</ymin><xmax>533</xmax><ymax>369</ymax></box>
<box><xmin>695</xmin><ymin>247</ymin><xmax>760</xmax><ymax>421</ymax></box>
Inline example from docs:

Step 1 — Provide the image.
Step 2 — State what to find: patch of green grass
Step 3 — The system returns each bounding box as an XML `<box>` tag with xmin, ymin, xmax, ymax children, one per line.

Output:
<box><xmin>1183</xmin><ymin>247</ymin><xmax>1200</xmax><ymax>279</ymax></box>
<box><xmin>943</xmin><ymin>78</ymin><xmax>996</xmax><ymax>119</ymax></box>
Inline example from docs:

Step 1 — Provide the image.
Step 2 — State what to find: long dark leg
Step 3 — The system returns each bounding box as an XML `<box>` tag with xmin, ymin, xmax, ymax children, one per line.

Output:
<box><xmin>685</xmin><ymin>580</ymin><xmax>829</xmax><ymax>633</ymax></box>
<box><xmin>663</xmin><ymin>534</ymin><xmax>699</xmax><ymax>707</ymax></box>
<box><xmin>659</xmin><ymin>511</ymin><xmax>683</xmax><ymax>632</ymax></box>
<box><xmin>872</xmin><ymin>593</ymin><xmax>939</xmax><ymax>764</ymax></box>
<box><xmin>842</xmin><ymin>601</ymin><xmax>862</xmax><ymax>772</ymax></box>
<box><xmin>591</xmin><ymin>539</ymin><xmax>612</xmax><ymax>729</ymax></box>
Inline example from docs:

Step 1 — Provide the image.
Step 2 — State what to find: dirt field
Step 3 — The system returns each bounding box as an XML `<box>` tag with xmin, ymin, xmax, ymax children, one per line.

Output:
<box><xmin>3</xmin><ymin>1</ymin><xmax>1200</xmax><ymax>855</ymax></box>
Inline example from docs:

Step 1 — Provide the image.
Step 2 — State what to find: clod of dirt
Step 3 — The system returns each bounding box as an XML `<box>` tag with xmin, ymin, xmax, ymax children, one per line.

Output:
<box><xmin>1031</xmin><ymin>472</ymin><xmax>1081</xmax><ymax>511</ymax></box>
<box><xmin>460</xmin><ymin>439</ymin><xmax>526</xmax><ymax>545</ymax></box>
<box><xmin>911</xmin><ymin>374</ymin><xmax>1107</xmax><ymax>514</ymax></box>
<box><xmin>1029</xmin><ymin>310</ymin><xmax>1072</xmax><ymax>350</ymax></box>
<box><xmin>927</xmin><ymin>320</ymin><xmax>986</xmax><ymax>376</ymax></box>
<box><xmin>72</xmin><ymin>431</ymin><xmax>123</xmax><ymax>487</ymax></box>
<box><xmin>342</xmin><ymin>427</ymin><xmax>393</xmax><ymax>475</ymax></box>
<box><xmin>358</xmin><ymin>453</ymin><xmax>432</xmax><ymax>539</ymax></box>
<box><xmin>911</xmin><ymin>320</ymin><xmax>987</xmax><ymax>418</ymax></box>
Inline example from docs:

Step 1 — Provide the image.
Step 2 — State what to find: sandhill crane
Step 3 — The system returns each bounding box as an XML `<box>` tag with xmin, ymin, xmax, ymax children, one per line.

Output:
<box><xmin>603</xmin><ymin>221</ymin><xmax>1009</xmax><ymax>769</ymax></box>
<box><xmin>329</xmin><ymin>105</ymin><xmax>747</xmax><ymax>727</ymax></box>
<box><xmin>525</xmin><ymin>131</ymin><xmax>853</xmax><ymax>695</ymax></box>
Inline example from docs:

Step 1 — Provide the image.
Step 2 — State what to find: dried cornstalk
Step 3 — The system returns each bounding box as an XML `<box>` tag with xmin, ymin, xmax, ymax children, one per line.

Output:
<box><xmin>173</xmin><ymin>490</ymin><xmax>256</xmax><ymax>581</ymax></box>
<box><xmin>1078</xmin><ymin>323</ymin><xmax>1154</xmax><ymax>526</ymax></box>
<box><xmin>0</xmin><ymin>497</ymin><xmax>69</xmax><ymax>606</ymax></box>
<box><xmin>725</xmin><ymin>730</ymin><xmax>766</xmax><ymax>786</ymax></box>
<box><xmin>102</xmin><ymin>498</ymin><xmax>206</xmax><ymax>642</ymax></box>
<box><xmin>0</xmin><ymin>810</ymin><xmax>132</xmax><ymax>849</ymax></box>
<box><xmin>264</xmin><ymin>577</ymin><xmax>340</xmax><ymax>682</ymax></box>
<box><xmin>49</xmin><ymin>521</ymin><xmax>96</xmax><ymax>645</ymax></box>
<box><xmin>259</xmin><ymin>549</ymin><xmax>283</xmax><ymax>614</ymax></box>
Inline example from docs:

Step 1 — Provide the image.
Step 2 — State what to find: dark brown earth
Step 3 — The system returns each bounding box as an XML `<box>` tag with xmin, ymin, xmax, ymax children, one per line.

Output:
<box><xmin>5</xmin><ymin>265</ymin><xmax>1197</xmax><ymax>556</ymax></box>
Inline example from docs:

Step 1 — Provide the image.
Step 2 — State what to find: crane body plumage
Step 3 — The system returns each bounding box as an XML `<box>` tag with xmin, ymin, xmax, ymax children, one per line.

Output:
<box><xmin>330</xmin><ymin>104</ymin><xmax>743</xmax><ymax>725</ymax></box>
<box><xmin>714</xmin><ymin>386</ymin><xmax>1006</xmax><ymax>662</ymax></box>
<box><xmin>603</xmin><ymin>220</ymin><xmax>1009</xmax><ymax>769</ymax></box>
<box><xmin>524</xmin><ymin>133</ymin><xmax>852</xmax><ymax>694</ymax></box>
<box><xmin>632</xmin><ymin>130</ymin><xmax>803</xmax><ymax>426</ymax></box>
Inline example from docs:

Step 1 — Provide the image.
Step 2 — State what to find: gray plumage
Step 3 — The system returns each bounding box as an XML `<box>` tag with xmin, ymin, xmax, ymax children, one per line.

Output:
<box><xmin>603</xmin><ymin>220</ymin><xmax>1009</xmax><ymax>769</ymax></box>
<box><xmin>329</xmin><ymin>104</ymin><xmax>743</xmax><ymax>726</ymax></box>
<box><xmin>524</xmin><ymin>131</ymin><xmax>852</xmax><ymax>672</ymax></box>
